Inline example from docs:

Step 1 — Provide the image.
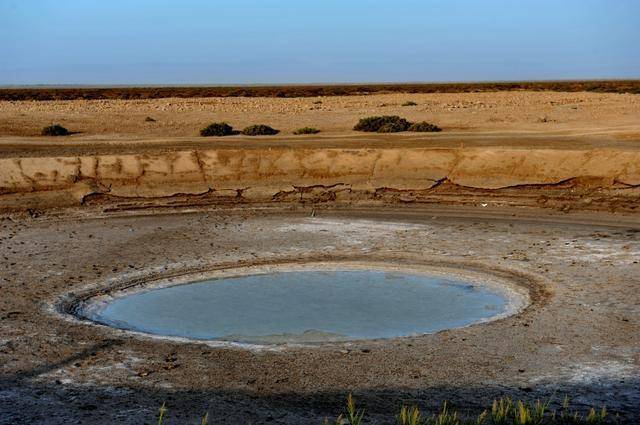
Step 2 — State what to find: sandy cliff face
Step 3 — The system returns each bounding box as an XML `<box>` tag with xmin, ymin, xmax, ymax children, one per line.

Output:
<box><xmin>1</xmin><ymin>147</ymin><xmax>639</xmax><ymax>211</ymax></box>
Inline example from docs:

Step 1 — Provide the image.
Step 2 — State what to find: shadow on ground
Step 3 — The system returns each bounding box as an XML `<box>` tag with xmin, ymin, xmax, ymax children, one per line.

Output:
<box><xmin>1</xmin><ymin>346</ymin><xmax>637</xmax><ymax>424</ymax></box>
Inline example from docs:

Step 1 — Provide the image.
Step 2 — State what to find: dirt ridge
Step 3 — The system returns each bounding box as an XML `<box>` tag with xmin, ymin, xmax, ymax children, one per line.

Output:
<box><xmin>2</xmin><ymin>147</ymin><xmax>639</xmax><ymax>212</ymax></box>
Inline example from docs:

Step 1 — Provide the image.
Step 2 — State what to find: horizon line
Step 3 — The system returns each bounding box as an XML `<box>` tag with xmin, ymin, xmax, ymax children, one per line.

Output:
<box><xmin>2</xmin><ymin>77</ymin><xmax>640</xmax><ymax>89</ymax></box>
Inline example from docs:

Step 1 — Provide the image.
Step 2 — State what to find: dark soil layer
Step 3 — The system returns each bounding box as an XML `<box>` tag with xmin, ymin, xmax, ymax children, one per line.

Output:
<box><xmin>2</xmin><ymin>80</ymin><xmax>639</xmax><ymax>101</ymax></box>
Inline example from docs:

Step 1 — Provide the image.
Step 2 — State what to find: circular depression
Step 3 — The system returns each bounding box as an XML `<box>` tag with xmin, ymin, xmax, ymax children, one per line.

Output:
<box><xmin>76</xmin><ymin>263</ymin><xmax>529</xmax><ymax>345</ymax></box>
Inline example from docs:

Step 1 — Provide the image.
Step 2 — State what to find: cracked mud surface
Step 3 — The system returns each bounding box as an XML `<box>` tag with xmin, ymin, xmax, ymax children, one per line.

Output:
<box><xmin>1</xmin><ymin>206</ymin><xmax>639</xmax><ymax>424</ymax></box>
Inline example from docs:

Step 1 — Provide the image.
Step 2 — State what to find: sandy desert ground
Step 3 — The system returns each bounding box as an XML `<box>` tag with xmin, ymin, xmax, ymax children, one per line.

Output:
<box><xmin>0</xmin><ymin>88</ymin><xmax>639</xmax><ymax>423</ymax></box>
<box><xmin>1</xmin><ymin>90</ymin><xmax>639</xmax><ymax>140</ymax></box>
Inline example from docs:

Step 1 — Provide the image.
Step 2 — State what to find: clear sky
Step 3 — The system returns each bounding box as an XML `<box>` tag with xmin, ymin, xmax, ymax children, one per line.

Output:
<box><xmin>1</xmin><ymin>0</ymin><xmax>639</xmax><ymax>85</ymax></box>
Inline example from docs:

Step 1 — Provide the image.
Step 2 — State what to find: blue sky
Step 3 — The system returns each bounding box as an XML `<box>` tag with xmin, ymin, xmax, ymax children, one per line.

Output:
<box><xmin>1</xmin><ymin>0</ymin><xmax>639</xmax><ymax>85</ymax></box>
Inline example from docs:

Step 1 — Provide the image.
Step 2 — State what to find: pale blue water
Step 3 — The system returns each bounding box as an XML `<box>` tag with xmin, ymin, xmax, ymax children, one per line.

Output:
<box><xmin>87</xmin><ymin>270</ymin><xmax>508</xmax><ymax>344</ymax></box>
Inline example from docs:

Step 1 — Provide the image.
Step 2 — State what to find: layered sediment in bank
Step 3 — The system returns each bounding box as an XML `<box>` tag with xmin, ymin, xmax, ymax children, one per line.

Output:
<box><xmin>1</xmin><ymin>146</ymin><xmax>639</xmax><ymax>212</ymax></box>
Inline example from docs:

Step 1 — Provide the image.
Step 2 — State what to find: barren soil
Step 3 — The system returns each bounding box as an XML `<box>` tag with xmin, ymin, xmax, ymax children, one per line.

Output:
<box><xmin>0</xmin><ymin>90</ymin><xmax>639</xmax><ymax>423</ymax></box>
<box><xmin>1</xmin><ymin>206</ymin><xmax>639</xmax><ymax>424</ymax></box>
<box><xmin>1</xmin><ymin>91</ymin><xmax>639</xmax><ymax>140</ymax></box>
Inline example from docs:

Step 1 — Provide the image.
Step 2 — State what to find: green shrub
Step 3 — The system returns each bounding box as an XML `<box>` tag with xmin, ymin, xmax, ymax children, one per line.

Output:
<box><xmin>408</xmin><ymin>121</ymin><xmax>442</xmax><ymax>132</ymax></box>
<box><xmin>242</xmin><ymin>124</ymin><xmax>279</xmax><ymax>136</ymax></box>
<box><xmin>353</xmin><ymin>115</ymin><xmax>411</xmax><ymax>133</ymax></box>
<box><xmin>402</xmin><ymin>101</ymin><xmax>418</xmax><ymax>106</ymax></box>
<box><xmin>200</xmin><ymin>122</ymin><xmax>237</xmax><ymax>137</ymax></box>
<box><xmin>41</xmin><ymin>124</ymin><xmax>69</xmax><ymax>136</ymax></box>
<box><xmin>378</xmin><ymin>122</ymin><xmax>410</xmax><ymax>133</ymax></box>
<box><xmin>294</xmin><ymin>127</ymin><xmax>320</xmax><ymax>135</ymax></box>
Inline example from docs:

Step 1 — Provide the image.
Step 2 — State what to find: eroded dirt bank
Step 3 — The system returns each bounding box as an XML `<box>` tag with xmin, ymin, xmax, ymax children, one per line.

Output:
<box><xmin>0</xmin><ymin>206</ymin><xmax>639</xmax><ymax>424</ymax></box>
<box><xmin>2</xmin><ymin>146</ymin><xmax>640</xmax><ymax>213</ymax></box>
<box><xmin>2</xmin><ymin>90</ymin><xmax>638</xmax><ymax>212</ymax></box>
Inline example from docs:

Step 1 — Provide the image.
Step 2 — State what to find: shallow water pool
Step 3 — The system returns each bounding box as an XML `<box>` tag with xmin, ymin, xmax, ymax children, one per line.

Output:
<box><xmin>85</xmin><ymin>270</ymin><xmax>511</xmax><ymax>344</ymax></box>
